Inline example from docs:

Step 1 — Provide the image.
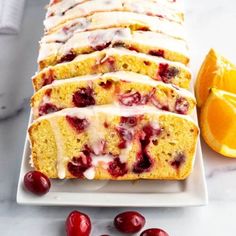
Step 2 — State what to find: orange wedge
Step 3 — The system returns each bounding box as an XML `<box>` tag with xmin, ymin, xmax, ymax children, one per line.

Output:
<box><xmin>195</xmin><ymin>49</ymin><xmax>236</xmax><ymax>107</ymax></box>
<box><xmin>200</xmin><ymin>88</ymin><xmax>236</xmax><ymax>157</ymax></box>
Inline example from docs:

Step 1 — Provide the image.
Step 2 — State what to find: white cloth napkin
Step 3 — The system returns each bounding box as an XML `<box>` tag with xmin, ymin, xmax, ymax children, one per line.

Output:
<box><xmin>0</xmin><ymin>0</ymin><xmax>26</xmax><ymax>34</ymax></box>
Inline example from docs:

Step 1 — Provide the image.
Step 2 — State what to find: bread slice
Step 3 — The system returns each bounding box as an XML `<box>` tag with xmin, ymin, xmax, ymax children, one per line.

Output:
<box><xmin>44</xmin><ymin>11</ymin><xmax>186</xmax><ymax>41</ymax></box>
<box><xmin>28</xmin><ymin>105</ymin><xmax>199</xmax><ymax>180</ymax></box>
<box><xmin>45</xmin><ymin>0</ymin><xmax>184</xmax><ymax>32</ymax></box>
<box><xmin>31</xmin><ymin>71</ymin><xmax>195</xmax><ymax>119</ymax></box>
<box><xmin>38</xmin><ymin>28</ymin><xmax>189</xmax><ymax>69</ymax></box>
<box><xmin>47</xmin><ymin>0</ymin><xmax>184</xmax><ymax>17</ymax></box>
<box><xmin>33</xmin><ymin>47</ymin><xmax>191</xmax><ymax>91</ymax></box>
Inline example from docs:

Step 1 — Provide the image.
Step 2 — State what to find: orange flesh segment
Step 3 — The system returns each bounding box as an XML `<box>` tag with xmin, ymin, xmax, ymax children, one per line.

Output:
<box><xmin>207</xmin><ymin>96</ymin><xmax>236</xmax><ymax>149</ymax></box>
<box><xmin>195</xmin><ymin>49</ymin><xmax>236</xmax><ymax>107</ymax></box>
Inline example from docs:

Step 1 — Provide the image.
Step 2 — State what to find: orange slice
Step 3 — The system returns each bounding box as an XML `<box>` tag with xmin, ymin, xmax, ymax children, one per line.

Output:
<box><xmin>200</xmin><ymin>88</ymin><xmax>236</xmax><ymax>157</ymax></box>
<box><xmin>195</xmin><ymin>49</ymin><xmax>236</xmax><ymax>107</ymax></box>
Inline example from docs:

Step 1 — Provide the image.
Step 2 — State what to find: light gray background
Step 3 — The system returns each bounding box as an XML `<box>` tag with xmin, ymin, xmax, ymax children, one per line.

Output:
<box><xmin>1</xmin><ymin>0</ymin><xmax>236</xmax><ymax>235</ymax></box>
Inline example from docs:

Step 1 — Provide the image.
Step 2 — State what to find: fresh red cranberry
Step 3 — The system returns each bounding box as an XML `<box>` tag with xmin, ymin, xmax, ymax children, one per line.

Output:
<box><xmin>24</xmin><ymin>171</ymin><xmax>51</xmax><ymax>196</ymax></box>
<box><xmin>140</xmin><ymin>228</ymin><xmax>169</xmax><ymax>236</ymax></box>
<box><xmin>38</xmin><ymin>103</ymin><xmax>59</xmax><ymax>116</ymax></box>
<box><xmin>120</xmin><ymin>116</ymin><xmax>138</xmax><ymax>127</ymax></box>
<box><xmin>108</xmin><ymin>157</ymin><xmax>128</xmax><ymax>177</ymax></box>
<box><xmin>133</xmin><ymin>150</ymin><xmax>153</xmax><ymax>174</ymax></box>
<box><xmin>66</xmin><ymin>116</ymin><xmax>89</xmax><ymax>133</ymax></box>
<box><xmin>119</xmin><ymin>92</ymin><xmax>141</xmax><ymax>106</ymax></box>
<box><xmin>99</xmin><ymin>80</ymin><xmax>113</xmax><ymax>89</ymax></box>
<box><xmin>117</xmin><ymin>127</ymin><xmax>133</xmax><ymax>149</ymax></box>
<box><xmin>60</xmin><ymin>50</ymin><xmax>77</xmax><ymax>63</ymax></box>
<box><xmin>67</xmin><ymin>152</ymin><xmax>92</xmax><ymax>178</ymax></box>
<box><xmin>73</xmin><ymin>87</ymin><xmax>95</xmax><ymax>107</ymax></box>
<box><xmin>170</xmin><ymin>153</ymin><xmax>186</xmax><ymax>169</ymax></box>
<box><xmin>66</xmin><ymin>211</ymin><xmax>91</xmax><ymax>236</ymax></box>
<box><xmin>42</xmin><ymin>69</ymin><xmax>55</xmax><ymax>86</ymax></box>
<box><xmin>175</xmin><ymin>97</ymin><xmax>189</xmax><ymax>114</ymax></box>
<box><xmin>149</xmin><ymin>49</ymin><xmax>165</xmax><ymax>58</ymax></box>
<box><xmin>158</xmin><ymin>63</ymin><xmax>179</xmax><ymax>83</ymax></box>
<box><xmin>114</xmin><ymin>211</ymin><xmax>145</xmax><ymax>233</ymax></box>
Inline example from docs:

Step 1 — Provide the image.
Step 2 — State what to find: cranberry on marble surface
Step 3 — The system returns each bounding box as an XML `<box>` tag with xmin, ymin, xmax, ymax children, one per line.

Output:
<box><xmin>66</xmin><ymin>211</ymin><xmax>91</xmax><ymax>236</ymax></box>
<box><xmin>114</xmin><ymin>211</ymin><xmax>146</xmax><ymax>233</ymax></box>
<box><xmin>108</xmin><ymin>157</ymin><xmax>128</xmax><ymax>177</ymax></box>
<box><xmin>67</xmin><ymin>153</ymin><xmax>92</xmax><ymax>178</ymax></box>
<box><xmin>140</xmin><ymin>228</ymin><xmax>169</xmax><ymax>236</ymax></box>
<box><xmin>66</xmin><ymin>116</ymin><xmax>89</xmax><ymax>133</ymax></box>
<box><xmin>24</xmin><ymin>171</ymin><xmax>51</xmax><ymax>196</ymax></box>
<box><xmin>73</xmin><ymin>87</ymin><xmax>95</xmax><ymax>107</ymax></box>
<box><xmin>38</xmin><ymin>103</ymin><xmax>59</xmax><ymax>116</ymax></box>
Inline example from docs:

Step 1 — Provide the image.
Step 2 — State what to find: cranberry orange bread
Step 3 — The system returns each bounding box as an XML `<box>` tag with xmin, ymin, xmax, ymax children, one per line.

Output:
<box><xmin>31</xmin><ymin>71</ymin><xmax>196</xmax><ymax>119</ymax></box>
<box><xmin>28</xmin><ymin>105</ymin><xmax>198</xmax><ymax>180</ymax></box>
<box><xmin>39</xmin><ymin>28</ymin><xmax>189</xmax><ymax>69</ymax></box>
<box><xmin>33</xmin><ymin>47</ymin><xmax>191</xmax><ymax>91</ymax></box>
<box><xmin>45</xmin><ymin>0</ymin><xmax>184</xmax><ymax>32</ymax></box>
<box><xmin>27</xmin><ymin>0</ymin><xmax>199</xmax><ymax>182</ymax></box>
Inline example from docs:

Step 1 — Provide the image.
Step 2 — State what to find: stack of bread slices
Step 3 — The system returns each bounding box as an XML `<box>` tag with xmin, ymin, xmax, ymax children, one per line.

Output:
<box><xmin>29</xmin><ymin>0</ymin><xmax>199</xmax><ymax>180</ymax></box>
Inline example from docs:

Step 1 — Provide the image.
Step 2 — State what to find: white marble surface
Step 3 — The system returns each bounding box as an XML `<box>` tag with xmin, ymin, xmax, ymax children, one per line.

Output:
<box><xmin>1</xmin><ymin>0</ymin><xmax>236</xmax><ymax>235</ymax></box>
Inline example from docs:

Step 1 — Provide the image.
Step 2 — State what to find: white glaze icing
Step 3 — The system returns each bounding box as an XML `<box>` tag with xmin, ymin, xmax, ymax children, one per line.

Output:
<box><xmin>87</xmin><ymin>114</ymin><xmax>105</xmax><ymax>155</ymax></box>
<box><xmin>83</xmin><ymin>167</ymin><xmax>95</xmax><ymax>179</ymax></box>
<box><xmin>92</xmin><ymin>154</ymin><xmax>113</xmax><ymax>166</ymax></box>
<box><xmin>45</xmin><ymin>0</ymin><xmax>183</xmax><ymax>31</ymax></box>
<box><xmin>47</xmin><ymin>0</ymin><xmax>184</xmax><ymax>19</ymax></box>
<box><xmin>43</xmin><ymin>11</ymin><xmax>186</xmax><ymax>43</ymax></box>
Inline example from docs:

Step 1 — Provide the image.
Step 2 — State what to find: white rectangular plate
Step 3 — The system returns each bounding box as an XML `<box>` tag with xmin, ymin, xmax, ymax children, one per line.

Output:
<box><xmin>17</xmin><ymin>111</ymin><xmax>208</xmax><ymax>207</ymax></box>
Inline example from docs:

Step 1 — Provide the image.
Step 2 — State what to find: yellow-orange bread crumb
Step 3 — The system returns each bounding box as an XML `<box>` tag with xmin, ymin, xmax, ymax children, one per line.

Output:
<box><xmin>39</xmin><ymin>28</ymin><xmax>189</xmax><ymax>69</ymax></box>
<box><xmin>33</xmin><ymin>47</ymin><xmax>191</xmax><ymax>91</ymax></box>
<box><xmin>31</xmin><ymin>71</ymin><xmax>195</xmax><ymax>119</ymax></box>
<box><xmin>44</xmin><ymin>0</ymin><xmax>184</xmax><ymax>32</ymax></box>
